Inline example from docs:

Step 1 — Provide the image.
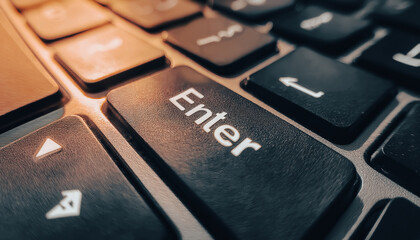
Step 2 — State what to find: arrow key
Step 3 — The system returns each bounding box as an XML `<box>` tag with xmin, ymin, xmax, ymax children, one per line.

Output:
<box><xmin>243</xmin><ymin>47</ymin><xmax>396</xmax><ymax>143</ymax></box>
<box><xmin>0</xmin><ymin>116</ymin><xmax>175</xmax><ymax>239</ymax></box>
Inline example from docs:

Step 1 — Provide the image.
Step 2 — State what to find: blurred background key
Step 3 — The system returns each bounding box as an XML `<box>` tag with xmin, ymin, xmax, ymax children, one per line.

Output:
<box><xmin>0</xmin><ymin>20</ymin><xmax>60</xmax><ymax>132</ymax></box>
<box><xmin>22</xmin><ymin>0</ymin><xmax>109</xmax><ymax>41</ymax></box>
<box><xmin>270</xmin><ymin>6</ymin><xmax>372</xmax><ymax>55</ymax></box>
<box><xmin>356</xmin><ymin>30</ymin><xmax>420</xmax><ymax>91</ymax></box>
<box><xmin>372</xmin><ymin>0</ymin><xmax>420</xmax><ymax>33</ymax></box>
<box><xmin>10</xmin><ymin>0</ymin><xmax>48</xmax><ymax>10</ymax></box>
<box><xmin>211</xmin><ymin>0</ymin><xmax>295</xmax><ymax>20</ymax></box>
<box><xmin>109</xmin><ymin>0</ymin><xmax>202</xmax><ymax>31</ymax></box>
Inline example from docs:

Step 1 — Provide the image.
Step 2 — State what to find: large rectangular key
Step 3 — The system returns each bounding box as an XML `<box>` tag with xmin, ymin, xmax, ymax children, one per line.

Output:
<box><xmin>107</xmin><ymin>67</ymin><xmax>359</xmax><ymax>240</ymax></box>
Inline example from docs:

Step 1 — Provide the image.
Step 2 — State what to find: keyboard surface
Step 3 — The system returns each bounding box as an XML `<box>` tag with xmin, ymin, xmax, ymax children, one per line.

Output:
<box><xmin>1</xmin><ymin>0</ymin><xmax>420</xmax><ymax>239</ymax></box>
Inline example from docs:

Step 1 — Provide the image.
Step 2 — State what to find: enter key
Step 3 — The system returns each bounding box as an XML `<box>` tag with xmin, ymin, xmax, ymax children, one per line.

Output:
<box><xmin>107</xmin><ymin>66</ymin><xmax>359</xmax><ymax>240</ymax></box>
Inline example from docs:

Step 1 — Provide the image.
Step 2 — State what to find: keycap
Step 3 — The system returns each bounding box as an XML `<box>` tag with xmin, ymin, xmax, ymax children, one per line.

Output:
<box><xmin>109</xmin><ymin>0</ymin><xmax>202</xmax><ymax>31</ymax></box>
<box><xmin>371</xmin><ymin>104</ymin><xmax>420</xmax><ymax>195</ymax></box>
<box><xmin>270</xmin><ymin>6</ymin><xmax>372</xmax><ymax>55</ymax></box>
<box><xmin>0</xmin><ymin>21</ymin><xmax>60</xmax><ymax>132</ymax></box>
<box><xmin>107</xmin><ymin>66</ymin><xmax>359</xmax><ymax>240</ymax></box>
<box><xmin>10</xmin><ymin>0</ymin><xmax>48</xmax><ymax>10</ymax></box>
<box><xmin>163</xmin><ymin>17</ymin><xmax>277</xmax><ymax>75</ymax></box>
<box><xmin>243</xmin><ymin>48</ymin><xmax>395</xmax><ymax>144</ymax></box>
<box><xmin>0</xmin><ymin>116</ymin><xmax>175</xmax><ymax>239</ymax></box>
<box><xmin>372</xmin><ymin>0</ymin><xmax>420</xmax><ymax>32</ymax></box>
<box><xmin>320</xmin><ymin>0</ymin><xmax>366</xmax><ymax>11</ymax></box>
<box><xmin>211</xmin><ymin>0</ymin><xmax>295</xmax><ymax>20</ymax></box>
<box><xmin>22</xmin><ymin>0</ymin><xmax>109</xmax><ymax>41</ymax></box>
<box><xmin>54</xmin><ymin>25</ymin><xmax>165</xmax><ymax>91</ymax></box>
<box><xmin>353</xmin><ymin>198</ymin><xmax>420</xmax><ymax>240</ymax></box>
<box><xmin>357</xmin><ymin>31</ymin><xmax>420</xmax><ymax>91</ymax></box>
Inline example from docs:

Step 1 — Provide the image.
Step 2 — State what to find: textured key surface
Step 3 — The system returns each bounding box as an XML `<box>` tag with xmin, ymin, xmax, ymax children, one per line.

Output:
<box><xmin>0</xmin><ymin>116</ymin><xmax>175</xmax><ymax>239</ymax></box>
<box><xmin>357</xmin><ymin>31</ymin><xmax>420</xmax><ymax>91</ymax></box>
<box><xmin>244</xmin><ymin>48</ymin><xmax>395</xmax><ymax>143</ymax></box>
<box><xmin>212</xmin><ymin>0</ymin><xmax>294</xmax><ymax>20</ymax></box>
<box><xmin>23</xmin><ymin>0</ymin><xmax>109</xmax><ymax>41</ymax></box>
<box><xmin>163</xmin><ymin>17</ymin><xmax>277</xmax><ymax>75</ymax></box>
<box><xmin>371</xmin><ymin>104</ymin><xmax>420</xmax><ymax>195</ymax></box>
<box><xmin>271</xmin><ymin>6</ymin><xmax>372</xmax><ymax>55</ymax></box>
<box><xmin>54</xmin><ymin>25</ymin><xmax>165</xmax><ymax>91</ymax></box>
<box><xmin>356</xmin><ymin>198</ymin><xmax>420</xmax><ymax>240</ymax></box>
<box><xmin>110</xmin><ymin>0</ymin><xmax>202</xmax><ymax>31</ymax></box>
<box><xmin>107</xmin><ymin>67</ymin><xmax>359</xmax><ymax>240</ymax></box>
<box><xmin>0</xmin><ymin>21</ymin><xmax>60</xmax><ymax>131</ymax></box>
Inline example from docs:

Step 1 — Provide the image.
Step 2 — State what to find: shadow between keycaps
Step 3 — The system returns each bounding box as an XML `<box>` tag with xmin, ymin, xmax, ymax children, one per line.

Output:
<box><xmin>349</xmin><ymin>198</ymin><xmax>390</xmax><ymax>240</ymax></box>
<box><xmin>76</xmin><ymin>114</ymin><xmax>181</xmax><ymax>240</ymax></box>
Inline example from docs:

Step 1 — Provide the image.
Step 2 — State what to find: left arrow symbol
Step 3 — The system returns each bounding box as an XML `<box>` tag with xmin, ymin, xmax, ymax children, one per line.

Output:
<box><xmin>35</xmin><ymin>138</ymin><xmax>62</xmax><ymax>159</ymax></box>
<box><xmin>46</xmin><ymin>190</ymin><xmax>82</xmax><ymax>219</ymax></box>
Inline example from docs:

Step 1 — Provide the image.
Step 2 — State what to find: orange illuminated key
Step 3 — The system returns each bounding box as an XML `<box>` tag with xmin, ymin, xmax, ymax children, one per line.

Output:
<box><xmin>109</xmin><ymin>0</ymin><xmax>202</xmax><ymax>31</ymax></box>
<box><xmin>0</xmin><ymin>21</ymin><xmax>60</xmax><ymax>132</ymax></box>
<box><xmin>23</xmin><ymin>0</ymin><xmax>109</xmax><ymax>41</ymax></box>
<box><xmin>10</xmin><ymin>0</ymin><xmax>48</xmax><ymax>10</ymax></box>
<box><xmin>54</xmin><ymin>25</ymin><xmax>165</xmax><ymax>91</ymax></box>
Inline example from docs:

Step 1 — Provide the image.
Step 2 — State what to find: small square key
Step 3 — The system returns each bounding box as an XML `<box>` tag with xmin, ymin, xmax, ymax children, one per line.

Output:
<box><xmin>355</xmin><ymin>198</ymin><xmax>420</xmax><ymax>240</ymax></box>
<box><xmin>372</xmin><ymin>0</ymin><xmax>420</xmax><ymax>32</ymax></box>
<box><xmin>109</xmin><ymin>0</ymin><xmax>202</xmax><ymax>31</ymax></box>
<box><xmin>271</xmin><ymin>6</ymin><xmax>372</xmax><ymax>55</ymax></box>
<box><xmin>10</xmin><ymin>0</ymin><xmax>48</xmax><ymax>10</ymax></box>
<box><xmin>23</xmin><ymin>0</ymin><xmax>109</xmax><ymax>41</ymax></box>
<box><xmin>357</xmin><ymin>31</ymin><xmax>420</xmax><ymax>91</ymax></box>
<box><xmin>371</xmin><ymin>104</ymin><xmax>420</xmax><ymax>195</ymax></box>
<box><xmin>163</xmin><ymin>17</ymin><xmax>277</xmax><ymax>75</ymax></box>
<box><xmin>244</xmin><ymin>47</ymin><xmax>396</xmax><ymax>143</ymax></box>
<box><xmin>54</xmin><ymin>25</ymin><xmax>165</xmax><ymax>91</ymax></box>
<box><xmin>320</xmin><ymin>0</ymin><xmax>366</xmax><ymax>11</ymax></box>
<box><xmin>211</xmin><ymin>0</ymin><xmax>295</xmax><ymax>20</ymax></box>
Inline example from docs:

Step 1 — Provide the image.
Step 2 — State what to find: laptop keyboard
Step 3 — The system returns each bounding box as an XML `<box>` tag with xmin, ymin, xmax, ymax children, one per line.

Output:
<box><xmin>0</xmin><ymin>0</ymin><xmax>420</xmax><ymax>239</ymax></box>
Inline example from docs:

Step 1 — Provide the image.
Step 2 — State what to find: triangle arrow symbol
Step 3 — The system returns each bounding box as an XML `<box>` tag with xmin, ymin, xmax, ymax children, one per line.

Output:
<box><xmin>35</xmin><ymin>138</ymin><xmax>62</xmax><ymax>159</ymax></box>
<box><xmin>46</xmin><ymin>190</ymin><xmax>82</xmax><ymax>219</ymax></box>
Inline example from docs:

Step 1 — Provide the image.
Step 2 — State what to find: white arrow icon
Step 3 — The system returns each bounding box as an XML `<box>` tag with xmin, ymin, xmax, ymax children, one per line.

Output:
<box><xmin>279</xmin><ymin>77</ymin><xmax>325</xmax><ymax>98</ymax></box>
<box><xmin>46</xmin><ymin>190</ymin><xmax>82</xmax><ymax>220</ymax></box>
<box><xmin>35</xmin><ymin>138</ymin><xmax>62</xmax><ymax>159</ymax></box>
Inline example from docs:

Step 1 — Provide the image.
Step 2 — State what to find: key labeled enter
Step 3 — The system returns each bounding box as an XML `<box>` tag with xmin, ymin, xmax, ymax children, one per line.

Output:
<box><xmin>244</xmin><ymin>48</ymin><xmax>396</xmax><ymax>143</ymax></box>
<box><xmin>107</xmin><ymin>66</ymin><xmax>358</xmax><ymax>240</ymax></box>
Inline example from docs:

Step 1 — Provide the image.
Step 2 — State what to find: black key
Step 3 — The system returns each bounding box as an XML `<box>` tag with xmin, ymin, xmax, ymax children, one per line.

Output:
<box><xmin>107</xmin><ymin>67</ymin><xmax>359</xmax><ymax>240</ymax></box>
<box><xmin>243</xmin><ymin>48</ymin><xmax>395</xmax><ymax>144</ymax></box>
<box><xmin>10</xmin><ymin>0</ymin><xmax>48</xmax><ymax>10</ymax></box>
<box><xmin>163</xmin><ymin>17</ymin><xmax>277</xmax><ymax>75</ymax></box>
<box><xmin>354</xmin><ymin>198</ymin><xmax>420</xmax><ymax>240</ymax></box>
<box><xmin>109</xmin><ymin>0</ymin><xmax>202</xmax><ymax>31</ymax></box>
<box><xmin>371</xmin><ymin>104</ymin><xmax>420</xmax><ymax>195</ymax></box>
<box><xmin>54</xmin><ymin>25</ymin><xmax>165</xmax><ymax>91</ymax></box>
<box><xmin>372</xmin><ymin>0</ymin><xmax>420</xmax><ymax>32</ymax></box>
<box><xmin>211</xmin><ymin>0</ymin><xmax>295</xmax><ymax>20</ymax></box>
<box><xmin>271</xmin><ymin>6</ymin><xmax>372</xmax><ymax>55</ymax></box>
<box><xmin>357</xmin><ymin>31</ymin><xmax>420</xmax><ymax>91</ymax></box>
<box><xmin>320</xmin><ymin>0</ymin><xmax>366</xmax><ymax>11</ymax></box>
<box><xmin>0</xmin><ymin>116</ymin><xmax>174</xmax><ymax>239</ymax></box>
<box><xmin>23</xmin><ymin>0</ymin><xmax>109</xmax><ymax>41</ymax></box>
<box><xmin>0</xmin><ymin>21</ymin><xmax>60</xmax><ymax>132</ymax></box>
